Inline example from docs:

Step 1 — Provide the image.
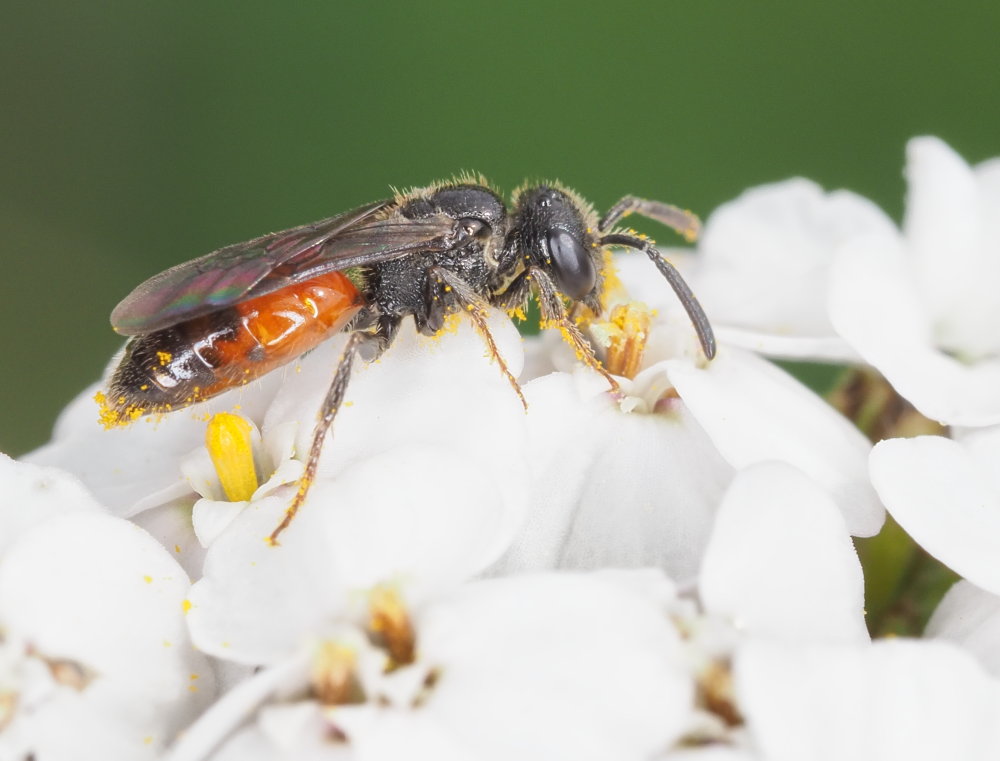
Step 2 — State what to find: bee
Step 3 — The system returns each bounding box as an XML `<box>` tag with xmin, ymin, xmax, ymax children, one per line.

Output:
<box><xmin>102</xmin><ymin>177</ymin><xmax>715</xmax><ymax>543</ymax></box>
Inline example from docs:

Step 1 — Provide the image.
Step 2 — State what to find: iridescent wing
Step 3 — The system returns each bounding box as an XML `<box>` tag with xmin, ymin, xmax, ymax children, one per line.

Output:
<box><xmin>111</xmin><ymin>200</ymin><xmax>460</xmax><ymax>334</ymax></box>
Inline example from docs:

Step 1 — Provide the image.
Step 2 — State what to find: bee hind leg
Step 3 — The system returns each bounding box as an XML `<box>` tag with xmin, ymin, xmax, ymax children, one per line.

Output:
<box><xmin>268</xmin><ymin>331</ymin><xmax>364</xmax><ymax>546</ymax></box>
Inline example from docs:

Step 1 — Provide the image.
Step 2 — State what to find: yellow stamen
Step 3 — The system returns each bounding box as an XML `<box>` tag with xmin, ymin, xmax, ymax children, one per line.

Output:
<box><xmin>591</xmin><ymin>301</ymin><xmax>653</xmax><ymax>380</ymax></box>
<box><xmin>312</xmin><ymin>642</ymin><xmax>364</xmax><ymax>705</ymax></box>
<box><xmin>368</xmin><ymin>585</ymin><xmax>416</xmax><ymax>669</ymax></box>
<box><xmin>0</xmin><ymin>692</ymin><xmax>15</xmax><ymax>732</ymax></box>
<box><xmin>205</xmin><ymin>413</ymin><xmax>259</xmax><ymax>502</ymax></box>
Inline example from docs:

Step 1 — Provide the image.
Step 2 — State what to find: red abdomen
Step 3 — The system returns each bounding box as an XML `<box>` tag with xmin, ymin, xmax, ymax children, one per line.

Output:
<box><xmin>103</xmin><ymin>272</ymin><xmax>364</xmax><ymax>423</ymax></box>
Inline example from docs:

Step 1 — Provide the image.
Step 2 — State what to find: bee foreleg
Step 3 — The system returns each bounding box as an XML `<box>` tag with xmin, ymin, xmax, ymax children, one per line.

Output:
<box><xmin>268</xmin><ymin>331</ymin><xmax>363</xmax><ymax>546</ymax></box>
<box><xmin>530</xmin><ymin>268</ymin><xmax>620</xmax><ymax>393</ymax></box>
<box><xmin>489</xmin><ymin>269</ymin><xmax>534</xmax><ymax>314</ymax></box>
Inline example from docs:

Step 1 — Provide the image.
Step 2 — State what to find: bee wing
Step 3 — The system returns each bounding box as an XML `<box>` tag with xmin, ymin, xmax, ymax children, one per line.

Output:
<box><xmin>111</xmin><ymin>201</ymin><xmax>459</xmax><ymax>334</ymax></box>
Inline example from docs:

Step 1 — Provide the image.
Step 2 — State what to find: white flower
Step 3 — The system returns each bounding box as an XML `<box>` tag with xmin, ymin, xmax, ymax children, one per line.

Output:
<box><xmin>182</xmin><ymin>311</ymin><xmax>530</xmax><ymax>664</ymax></box>
<box><xmin>497</xmin><ymin>298</ymin><xmax>883</xmax><ymax>582</ymax></box>
<box><xmin>170</xmin><ymin>571</ymin><xmax>694</xmax><ymax>761</ymax></box>
<box><xmin>24</xmin><ymin>370</ymin><xmax>284</xmax><ymax>519</ymax></box>
<box><xmin>657</xmin><ymin>178</ymin><xmax>894</xmax><ymax>361</ymax></box>
<box><xmin>871</xmin><ymin>426</ymin><xmax>1000</xmax><ymax>681</ymax></box>
<box><xmin>830</xmin><ymin>137</ymin><xmax>1000</xmax><ymax>426</ymax></box>
<box><xmin>869</xmin><ymin>429</ymin><xmax>1000</xmax><ymax>595</ymax></box>
<box><xmin>696</xmin><ymin>461</ymin><xmax>868</xmax><ymax>646</ymax></box>
<box><xmin>925</xmin><ymin>580</ymin><xmax>1000</xmax><ymax>679</ymax></box>
<box><xmin>0</xmin><ymin>457</ymin><xmax>215</xmax><ymax>760</ymax></box>
<box><xmin>185</xmin><ymin>447</ymin><xmax>524</xmax><ymax>665</ymax></box>
<box><xmin>28</xmin><ymin>311</ymin><xmax>529</xmax><ymax>568</ymax></box>
<box><xmin>664</xmin><ymin>461</ymin><xmax>866</xmax><ymax>750</ymax></box>
<box><xmin>734</xmin><ymin>638</ymin><xmax>1000</xmax><ymax>760</ymax></box>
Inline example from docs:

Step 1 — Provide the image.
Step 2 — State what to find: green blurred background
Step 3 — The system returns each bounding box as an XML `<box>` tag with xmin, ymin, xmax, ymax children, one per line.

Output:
<box><xmin>2</xmin><ymin>0</ymin><xmax>999</xmax><ymax>455</ymax></box>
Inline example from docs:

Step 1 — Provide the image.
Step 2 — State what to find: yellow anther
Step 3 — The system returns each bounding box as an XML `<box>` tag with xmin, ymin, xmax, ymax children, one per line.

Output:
<box><xmin>312</xmin><ymin>642</ymin><xmax>364</xmax><ymax>706</ymax></box>
<box><xmin>592</xmin><ymin>301</ymin><xmax>653</xmax><ymax>380</ymax></box>
<box><xmin>205</xmin><ymin>412</ymin><xmax>259</xmax><ymax>502</ymax></box>
<box><xmin>369</xmin><ymin>585</ymin><xmax>416</xmax><ymax>669</ymax></box>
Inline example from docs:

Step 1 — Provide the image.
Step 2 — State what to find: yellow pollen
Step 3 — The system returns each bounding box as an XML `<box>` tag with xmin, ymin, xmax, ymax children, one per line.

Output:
<box><xmin>506</xmin><ymin>305</ymin><xmax>528</xmax><ymax>322</ymax></box>
<box><xmin>156</xmin><ymin>351</ymin><xmax>172</xmax><ymax>366</ymax></box>
<box><xmin>182</xmin><ymin>599</ymin><xmax>193</xmax><ymax>614</ymax></box>
<box><xmin>94</xmin><ymin>390</ymin><xmax>145</xmax><ymax>429</ymax></box>
<box><xmin>205</xmin><ymin>412</ymin><xmax>259</xmax><ymax>502</ymax></box>
<box><xmin>369</xmin><ymin>585</ymin><xmax>416</xmax><ymax>669</ymax></box>
<box><xmin>143</xmin><ymin>575</ymin><xmax>152</xmax><ymax>584</ymax></box>
<box><xmin>312</xmin><ymin>642</ymin><xmax>364</xmax><ymax>706</ymax></box>
<box><xmin>681</xmin><ymin>209</ymin><xmax>701</xmax><ymax>242</ymax></box>
<box><xmin>591</xmin><ymin>301</ymin><xmax>653</xmax><ymax>380</ymax></box>
<box><xmin>0</xmin><ymin>692</ymin><xmax>16</xmax><ymax>731</ymax></box>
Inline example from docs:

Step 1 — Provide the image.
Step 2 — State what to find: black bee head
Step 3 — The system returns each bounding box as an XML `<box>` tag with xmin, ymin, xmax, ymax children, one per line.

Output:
<box><xmin>508</xmin><ymin>185</ymin><xmax>600</xmax><ymax>301</ymax></box>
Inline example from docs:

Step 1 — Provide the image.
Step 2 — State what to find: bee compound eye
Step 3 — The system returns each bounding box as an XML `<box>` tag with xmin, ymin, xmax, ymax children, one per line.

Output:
<box><xmin>547</xmin><ymin>229</ymin><xmax>596</xmax><ymax>300</ymax></box>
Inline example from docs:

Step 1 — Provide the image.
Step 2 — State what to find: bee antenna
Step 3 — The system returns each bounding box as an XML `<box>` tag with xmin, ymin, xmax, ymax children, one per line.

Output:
<box><xmin>599</xmin><ymin>233</ymin><xmax>716</xmax><ymax>360</ymax></box>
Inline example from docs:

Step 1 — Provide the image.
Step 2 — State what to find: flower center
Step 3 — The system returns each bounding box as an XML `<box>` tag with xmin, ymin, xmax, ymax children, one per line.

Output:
<box><xmin>696</xmin><ymin>658</ymin><xmax>742</xmax><ymax>728</ymax></box>
<box><xmin>591</xmin><ymin>301</ymin><xmax>653</xmax><ymax>379</ymax></box>
<box><xmin>368</xmin><ymin>585</ymin><xmax>416</xmax><ymax>670</ymax></box>
<box><xmin>311</xmin><ymin>642</ymin><xmax>364</xmax><ymax>706</ymax></box>
<box><xmin>205</xmin><ymin>413</ymin><xmax>259</xmax><ymax>502</ymax></box>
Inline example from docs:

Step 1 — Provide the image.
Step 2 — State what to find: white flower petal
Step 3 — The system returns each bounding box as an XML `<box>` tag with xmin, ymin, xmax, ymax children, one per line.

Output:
<box><xmin>132</xmin><ymin>499</ymin><xmax>207</xmax><ymax>579</ymax></box>
<box><xmin>830</xmin><ymin>232</ymin><xmax>1000</xmax><ymax>426</ymax></box>
<box><xmin>0</xmin><ymin>454</ymin><xmax>103</xmax><ymax>553</ymax></box>
<box><xmin>188</xmin><ymin>446</ymin><xmax>521</xmax><ymax>664</ymax></box>
<box><xmin>661</xmin><ymin>749</ymin><xmax>758</xmax><ymax>761</ymax></box>
<box><xmin>25</xmin><ymin>363</ymin><xmax>285</xmax><ymax>517</ymax></box>
<box><xmin>711</xmin><ymin>326</ymin><xmax>858</xmax><ymax>363</ymax></box>
<box><xmin>262</xmin><ymin>312</ymin><xmax>527</xmax><ymax>517</ymax></box>
<box><xmin>903</xmin><ymin>137</ymin><xmax>1000</xmax><ymax>357</ymax></box>
<box><xmin>340</xmin><ymin>572</ymin><xmax>694</xmax><ymax>761</ymax></box>
<box><xmin>870</xmin><ymin>436</ymin><xmax>1000</xmax><ymax>594</ymax></box>
<box><xmin>735</xmin><ymin>639</ymin><xmax>1000</xmax><ymax>761</ymax></box>
<box><xmin>665</xmin><ymin>348</ymin><xmax>883</xmax><ymax>536</ymax></box>
<box><xmin>192</xmin><ymin>498</ymin><xmax>248</xmax><ymax>547</ymax></box>
<box><xmin>493</xmin><ymin>370</ymin><xmax>733</xmax><ymax>582</ymax></box>
<box><xmin>164</xmin><ymin>656</ymin><xmax>311</xmax><ymax>761</ymax></box>
<box><xmin>334</xmin><ymin>709</ymin><xmax>471</xmax><ymax>761</ymax></box>
<box><xmin>211</xmin><ymin>723</ymin><xmax>346</xmax><ymax>761</ymax></box>
<box><xmin>0</xmin><ymin>512</ymin><xmax>214</xmax><ymax>751</ymax></box>
<box><xmin>694</xmin><ymin>179</ymin><xmax>896</xmax><ymax>340</ymax></box>
<box><xmin>926</xmin><ymin>580</ymin><xmax>1000</xmax><ymax>679</ymax></box>
<box><xmin>699</xmin><ymin>462</ymin><xmax>868</xmax><ymax>644</ymax></box>
<box><xmin>953</xmin><ymin>424</ymin><xmax>1000</xmax><ymax>494</ymax></box>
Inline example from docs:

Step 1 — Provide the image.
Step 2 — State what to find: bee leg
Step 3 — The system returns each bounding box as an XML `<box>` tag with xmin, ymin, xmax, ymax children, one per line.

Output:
<box><xmin>530</xmin><ymin>267</ymin><xmax>621</xmax><ymax>393</ymax></box>
<box><xmin>598</xmin><ymin>196</ymin><xmax>702</xmax><ymax>242</ymax></box>
<box><xmin>268</xmin><ymin>331</ymin><xmax>363</xmax><ymax>546</ymax></box>
<box><xmin>490</xmin><ymin>269</ymin><xmax>534</xmax><ymax>314</ymax></box>
<box><xmin>357</xmin><ymin>315</ymin><xmax>401</xmax><ymax>362</ymax></box>
<box><xmin>599</xmin><ymin>232</ymin><xmax>716</xmax><ymax>360</ymax></box>
<box><xmin>425</xmin><ymin>266</ymin><xmax>527</xmax><ymax>410</ymax></box>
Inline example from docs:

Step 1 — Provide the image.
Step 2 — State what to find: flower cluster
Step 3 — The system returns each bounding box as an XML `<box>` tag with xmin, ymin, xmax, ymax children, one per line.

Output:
<box><xmin>6</xmin><ymin>136</ymin><xmax>1000</xmax><ymax>759</ymax></box>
